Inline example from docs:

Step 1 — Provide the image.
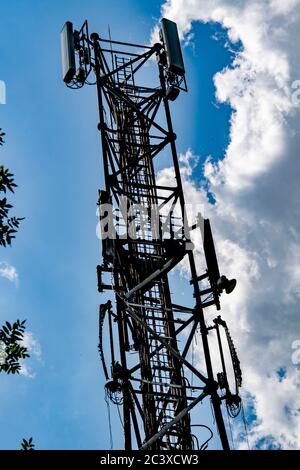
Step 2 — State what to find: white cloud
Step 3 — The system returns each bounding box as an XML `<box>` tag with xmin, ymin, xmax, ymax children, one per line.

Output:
<box><xmin>22</xmin><ymin>332</ymin><xmax>42</xmax><ymax>361</ymax></box>
<box><xmin>20</xmin><ymin>332</ymin><xmax>42</xmax><ymax>378</ymax></box>
<box><xmin>0</xmin><ymin>262</ymin><xmax>18</xmax><ymax>285</ymax></box>
<box><xmin>155</xmin><ymin>0</ymin><xmax>300</xmax><ymax>449</ymax></box>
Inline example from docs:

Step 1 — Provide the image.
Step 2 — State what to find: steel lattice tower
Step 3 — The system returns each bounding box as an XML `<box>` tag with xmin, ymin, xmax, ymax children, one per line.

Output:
<box><xmin>61</xmin><ymin>19</ymin><xmax>243</xmax><ymax>451</ymax></box>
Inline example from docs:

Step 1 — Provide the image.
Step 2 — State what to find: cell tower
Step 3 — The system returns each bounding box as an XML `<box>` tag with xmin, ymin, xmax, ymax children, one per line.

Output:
<box><xmin>61</xmin><ymin>18</ymin><xmax>243</xmax><ymax>450</ymax></box>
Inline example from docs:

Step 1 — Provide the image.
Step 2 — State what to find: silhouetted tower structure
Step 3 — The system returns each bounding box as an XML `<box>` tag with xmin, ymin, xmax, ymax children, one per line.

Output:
<box><xmin>61</xmin><ymin>19</ymin><xmax>242</xmax><ymax>450</ymax></box>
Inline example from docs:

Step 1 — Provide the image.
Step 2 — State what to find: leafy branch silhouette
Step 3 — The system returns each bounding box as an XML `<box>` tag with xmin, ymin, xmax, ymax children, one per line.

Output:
<box><xmin>0</xmin><ymin>129</ymin><xmax>5</xmax><ymax>146</ymax></box>
<box><xmin>0</xmin><ymin>320</ymin><xmax>30</xmax><ymax>374</ymax></box>
<box><xmin>0</xmin><ymin>129</ymin><xmax>24</xmax><ymax>247</ymax></box>
<box><xmin>20</xmin><ymin>437</ymin><xmax>35</xmax><ymax>450</ymax></box>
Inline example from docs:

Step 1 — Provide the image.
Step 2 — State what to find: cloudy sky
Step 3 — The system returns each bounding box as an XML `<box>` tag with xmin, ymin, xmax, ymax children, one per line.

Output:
<box><xmin>0</xmin><ymin>0</ymin><xmax>299</xmax><ymax>450</ymax></box>
<box><xmin>156</xmin><ymin>0</ymin><xmax>300</xmax><ymax>450</ymax></box>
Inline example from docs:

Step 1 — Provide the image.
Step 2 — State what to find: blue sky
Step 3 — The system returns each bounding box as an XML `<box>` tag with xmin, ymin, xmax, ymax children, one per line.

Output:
<box><xmin>0</xmin><ymin>0</ymin><xmax>241</xmax><ymax>450</ymax></box>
